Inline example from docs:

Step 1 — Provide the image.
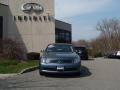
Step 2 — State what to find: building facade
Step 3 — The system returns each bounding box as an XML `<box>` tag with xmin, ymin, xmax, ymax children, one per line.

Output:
<box><xmin>0</xmin><ymin>0</ymin><xmax>71</xmax><ymax>53</ymax></box>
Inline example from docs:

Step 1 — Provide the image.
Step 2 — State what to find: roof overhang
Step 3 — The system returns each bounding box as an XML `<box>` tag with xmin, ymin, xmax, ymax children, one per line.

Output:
<box><xmin>55</xmin><ymin>20</ymin><xmax>72</xmax><ymax>31</ymax></box>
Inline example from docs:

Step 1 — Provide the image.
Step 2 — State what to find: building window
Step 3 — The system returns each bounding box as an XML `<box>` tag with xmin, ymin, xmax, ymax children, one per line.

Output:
<box><xmin>55</xmin><ymin>28</ymin><xmax>71</xmax><ymax>44</ymax></box>
<box><xmin>59</xmin><ymin>32</ymin><xmax>64</xmax><ymax>39</ymax></box>
<box><xmin>56</xmin><ymin>34</ymin><xmax>58</xmax><ymax>41</ymax></box>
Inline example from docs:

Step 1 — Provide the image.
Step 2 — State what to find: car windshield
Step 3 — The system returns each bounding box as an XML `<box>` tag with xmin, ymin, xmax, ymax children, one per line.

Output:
<box><xmin>46</xmin><ymin>44</ymin><xmax>73</xmax><ymax>52</ymax></box>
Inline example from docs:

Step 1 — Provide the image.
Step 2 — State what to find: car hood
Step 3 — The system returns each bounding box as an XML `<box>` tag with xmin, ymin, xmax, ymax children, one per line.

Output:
<box><xmin>42</xmin><ymin>52</ymin><xmax>78</xmax><ymax>59</ymax></box>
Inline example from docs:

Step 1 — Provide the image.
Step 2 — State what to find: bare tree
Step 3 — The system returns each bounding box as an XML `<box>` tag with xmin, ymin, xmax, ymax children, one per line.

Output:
<box><xmin>72</xmin><ymin>40</ymin><xmax>89</xmax><ymax>48</ymax></box>
<box><xmin>73</xmin><ymin>18</ymin><xmax>120</xmax><ymax>57</ymax></box>
<box><xmin>96</xmin><ymin>18</ymin><xmax>120</xmax><ymax>53</ymax></box>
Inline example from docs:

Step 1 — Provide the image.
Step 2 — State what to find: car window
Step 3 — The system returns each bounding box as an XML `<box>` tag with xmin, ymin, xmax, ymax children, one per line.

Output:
<box><xmin>46</xmin><ymin>44</ymin><xmax>73</xmax><ymax>52</ymax></box>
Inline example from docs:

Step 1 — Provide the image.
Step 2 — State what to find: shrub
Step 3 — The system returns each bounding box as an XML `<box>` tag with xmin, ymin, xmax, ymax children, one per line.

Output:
<box><xmin>94</xmin><ymin>52</ymin><xmax>103</xmax><ymax>58</ymax></box>
<box><xmin>27</xmin><ymin>52</ymin><xmax>40</xmax><ymax>60</ymax></box>
<box><xmin>0</xmin><ymin>38</ymin><xmax>25</xmax><ymax>60</ymax></box>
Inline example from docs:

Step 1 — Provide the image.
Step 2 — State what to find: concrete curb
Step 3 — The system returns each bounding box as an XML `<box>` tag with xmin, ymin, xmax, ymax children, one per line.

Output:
<box><xmin>0</xmin><ymin>66</ymin><xmax>39</xmax><ymax>79</ymax></box>
<box><xmin>0</xmin><ymin>74</ymin><xmax>17</xmax><ymax>79</ymax></box>
<box><xmin>19</xmin><ymin>66</ymin><xmax>39</xmax><ymax>74</ymax></box>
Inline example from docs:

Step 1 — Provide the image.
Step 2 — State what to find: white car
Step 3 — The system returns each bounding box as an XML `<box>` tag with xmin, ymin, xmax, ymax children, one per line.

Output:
<box><xmin>116</xmin><ymin>51</ymin><xmax>120</xmax><ymax>56</ymax></box>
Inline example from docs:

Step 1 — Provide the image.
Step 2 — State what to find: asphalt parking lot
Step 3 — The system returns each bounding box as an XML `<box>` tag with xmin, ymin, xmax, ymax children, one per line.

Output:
<box><xmin>0</xmin><ymin>58</ymin><xmax>120</xmax><ymax>90</ymax></box>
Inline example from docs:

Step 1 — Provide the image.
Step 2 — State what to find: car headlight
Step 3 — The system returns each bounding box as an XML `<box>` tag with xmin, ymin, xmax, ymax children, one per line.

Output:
<box><xmin>41</xmin><ymin>58</ymin><xmax>46</xmax><ymax>63</ymax></box>
<box><xmin>45</xmin><ymin>59</ymin><xmax>50</xmax><ymax>63</ymax></box>
<box><xmin>41</xmin><ymin>58</ymin><xmax>50</xmax><ymax>64</ymax></box>
<box><xmin>74</xmin><ymin>57</ymin><xmax>80</xmax><ymax>63</ymax></box>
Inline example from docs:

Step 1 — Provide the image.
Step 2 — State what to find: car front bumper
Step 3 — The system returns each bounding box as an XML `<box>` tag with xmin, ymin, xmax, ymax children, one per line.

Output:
<box><xmin>40</xmin><ymin>63</ymin><xmax>81</xmax><ymax>74</ymax></box>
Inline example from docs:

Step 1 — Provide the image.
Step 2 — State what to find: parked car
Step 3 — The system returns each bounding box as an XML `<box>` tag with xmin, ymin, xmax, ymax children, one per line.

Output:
<box><xmin>116</xmin><ymin>51</ymin><xmax>120</xmax><ymax>59</ymax></box>
<box><xmin>39</xmin><ymin>43</ymin><xmax>81</xmax><ymax>75</ymax></box>
<box><xmin>105</xmin><ymin>51</ymin><xmax>120</xmax><ymax>59</ymax></box>
<box><xmin>74</xmin><ymin>47</ymin><xmax>88</xmax><ymax>60</ymax></box>
<box><xmin>104</xmin><ymin>52</ymin><xmax>115</xmax><ymax>58</ymax></box>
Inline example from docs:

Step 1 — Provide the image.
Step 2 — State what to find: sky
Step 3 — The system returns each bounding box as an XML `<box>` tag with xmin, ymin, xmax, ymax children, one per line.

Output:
<box><xmin>55</xmin><ymin>0</ymin><xmax>120</xmax><ymax>41</ymax></box>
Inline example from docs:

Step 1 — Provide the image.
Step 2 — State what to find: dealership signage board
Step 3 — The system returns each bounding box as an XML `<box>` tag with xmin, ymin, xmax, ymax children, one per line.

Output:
<box><xmin>21</xmin><ymin>3</ymin><xmax>44</xmax><ymax>13</ymax></box>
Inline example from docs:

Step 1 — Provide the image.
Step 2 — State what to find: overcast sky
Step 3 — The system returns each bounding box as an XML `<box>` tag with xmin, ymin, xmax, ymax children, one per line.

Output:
<box><xmin>55</xmin><ymin>0</ymin><xmax>120</xmax><ymax>41</ymax></box>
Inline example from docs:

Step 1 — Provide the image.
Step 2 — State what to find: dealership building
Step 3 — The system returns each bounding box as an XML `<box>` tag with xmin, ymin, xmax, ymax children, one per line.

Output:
<box><xmin>0</xmin><ymin>0</ymin><xmax>72</xmax><ymax>53</ymax></box>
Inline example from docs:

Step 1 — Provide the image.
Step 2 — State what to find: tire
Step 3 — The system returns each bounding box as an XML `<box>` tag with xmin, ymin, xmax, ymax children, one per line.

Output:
<box><xmin>39</xmin><ymin>71</ymin><xmax>44</xmax><ymax>75</ymax></box>
<box><xmin>75</xmin><ymin>71</ymin><xmax>81</xmax><ymax>76</ymax></box>
<box><xmin>39</xmin><ymin>69</ymin><xmax>44</xmax><ymax>75</ymax></box>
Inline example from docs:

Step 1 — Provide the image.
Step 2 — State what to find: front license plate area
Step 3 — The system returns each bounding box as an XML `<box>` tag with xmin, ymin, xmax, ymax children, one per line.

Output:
<box><xmin>57</xmin><ymin>66</ymin><xmax>64</xmax><ymax>71</ymax></box>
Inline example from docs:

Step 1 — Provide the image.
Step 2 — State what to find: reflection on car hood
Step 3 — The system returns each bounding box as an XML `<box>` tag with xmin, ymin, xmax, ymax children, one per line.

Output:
<box><xmin>42</xmin><ymin>52</ymin><xmax>78</xmax><ymax>59</ymax></box>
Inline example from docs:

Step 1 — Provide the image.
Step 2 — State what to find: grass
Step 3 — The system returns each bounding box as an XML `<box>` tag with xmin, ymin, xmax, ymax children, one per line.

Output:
<box><xmin>0</xmin><ymin>60</ymin><xmax>38</xmax><ymax>74</ymax></box>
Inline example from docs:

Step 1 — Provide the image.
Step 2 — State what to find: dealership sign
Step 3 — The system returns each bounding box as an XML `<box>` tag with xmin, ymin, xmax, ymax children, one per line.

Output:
<box><xmin>21</xmin><ymin>3</ymin><xmax>44</xmax><ymax>13</ymax></box>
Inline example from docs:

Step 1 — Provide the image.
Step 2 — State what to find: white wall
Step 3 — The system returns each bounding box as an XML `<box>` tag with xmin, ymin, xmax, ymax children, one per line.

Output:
<box><xmin>5</xmin><ymin>0</ymin><xmax>55</xmax><ymax>53</ymax></box>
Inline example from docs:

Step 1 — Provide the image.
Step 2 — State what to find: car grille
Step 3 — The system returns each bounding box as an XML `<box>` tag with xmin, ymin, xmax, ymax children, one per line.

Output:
<box><xmin>50</xmin><ymin>59</ymin><xmax>73</xmax><ymax>64</ymax></box>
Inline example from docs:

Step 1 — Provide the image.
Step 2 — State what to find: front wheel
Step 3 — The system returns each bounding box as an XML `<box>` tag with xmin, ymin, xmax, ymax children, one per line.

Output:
<box><xmin>39</xmin><ymin>70</ymin><xmax>44</xmax><ymax>75</ymax></box>
<box><xmin>75</xmin><ymin>71</ymin><xmax>81</xmax><ymax>76</ymax></box>
<box><xmin>39</xmin><ymin>68</ymin><xmax>44</xmax><ymax>75</ymax></box>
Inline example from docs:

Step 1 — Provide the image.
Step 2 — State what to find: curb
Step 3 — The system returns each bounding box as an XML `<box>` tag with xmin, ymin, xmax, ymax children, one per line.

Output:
<box><xmin>19</xmin><ymin>66</ymin><xmax>39</xmax><ymax>74</ymax></box>
<box><xmin>0</xmin><ymin>66</ymin><xmax>39</xmax><ymax>79</ymax></box>
<box><xmin>0</xmin><ymin>74</ymin><xmax>17</xmax><ymax>79</ymax></box>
